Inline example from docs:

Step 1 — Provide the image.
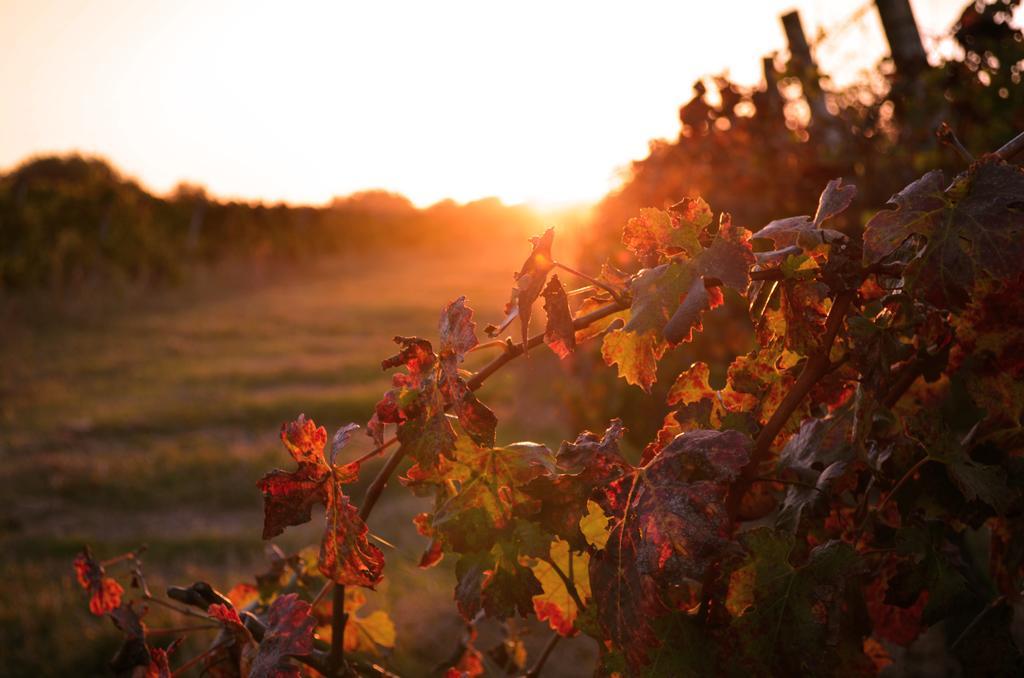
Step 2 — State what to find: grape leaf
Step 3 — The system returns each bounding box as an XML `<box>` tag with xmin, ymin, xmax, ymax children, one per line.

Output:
<box><xmin>73</xmin><ymin>547</ymin><xmax>124</xmax><ymax>616</ymax></box>
<box><xmin>455</xmin><ymin>549</ymin><xmax>543</xmax><ymax>621</ymax></box>
<box><xmin>525</xmin><ymin>420</ymin><xmax>630</xmax><ymax>548</ymax></box>
<box><xmin>257</xmin><ymin>416</ymin><xmax>339</xmax><ymax>539</ymax></box>
<box><xmin>431</xmin><ymin>441</ymin><xmax>556</xmax><ymax>553</ymax></box>
<box><xmin>541</xmin><ymin>275</ymin><xmax>576</xmax><ymax>358</ymax></box>
<box><xmin>752</xmin><ymin>178</ymin><xmax>855</xmax><ymax>249</ymax></box>
<box><xmin>208</xmin><ymin>603</ymin><xmax>259</xmax><ymax>675</ymax></box>
<box><xmin>109</xmin><ymin>602</ymin><xmax>151</xmax><ymax>675</ymax></box>
<box><xmin>249</xmin><ymin>594</ymin><xmax>316</xmax><ymax>678</ymax></box>
<box><xmin>950</xmin><ymin>274</ymin><xmax>1024</xmax><ymax>423</ymax></box>
<box><xmin>889</xmin><ymin>523</ymin><xmax>971</xmax><ymax>625</ymax></box>
<box><xmin>601</xmin><ymin>328</ymin><xmax>667</xmax><ymax>393</ymax></box>
<box><xmin>523</xmin><ymin>538</ymin><xmax>591</xmax><ymax>636</ymax></box>
<box><xmin>589</xmin><ymin>430</ymin><xmax>751</xmax><ymax>670</ymax></box>
<box><xmin>320</xmin><ymin>480</ymin><xmax>386</xmax><ymax>588</ymax></box>
<box><xmin>774</xmin><ymin>411</ymin><xmax>855</xmax><ymax>532</ymax></box>
<box><xmin>257</xmin><ymin>415</ymin><xmax>384</xmax><ymax>588</ymax></box>
<box><xmin>373</xmin><ymin>300</ymin><xmax>497</xmax><ymax>461</ymax></box>
<box><xmin>910</xmin><ymin>415</ymin><xmax>1013</xmax><ymax>514</ymax></box>
<box><xmin>622</xmin><ymin>199</ymin><xmax>710</xmax><ymax>264</ymax></box>
<box><xmin>333</xmin><ymin>589</ymin><xmax>396</xmax><ymax>655</ymax></box>
<box><xmin>437</xmin><ymin>298</ymin><xmax>497</xmax><ymax>448</ymax></box>
<box><xmin>608</xmin><ymin>210</ymin><xmax>753</xmax><ymax>386</ymax></box>
<box><xmin>727</xmin><ymin>529</ymin><xmax>862</xmax><ymax>675</ymax></box>
<box><xmin>862</xmin><ymin>160</ymin><xmax>1024</xmax><ymax>308</ymax></box>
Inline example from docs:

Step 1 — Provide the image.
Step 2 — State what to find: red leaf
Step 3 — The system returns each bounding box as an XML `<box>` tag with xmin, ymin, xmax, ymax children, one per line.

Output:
<box><xmin>73</xmin><ymin>548</ymin><xmax>124</xmax><ymax>616</ymax></box>
<box><xmin>257</xmin><ymin>414</ymin><xmax>334</xmax><ymax>539</ymax></box>
<box><xmin>249</xmin><ymin>594</ymin><xmax>317</xmax><ymax>678</ymax></box>
<box><xmin>319</xmin><ymin>482</ymin><xmax>385</xmax><ymax>588</ymax></box>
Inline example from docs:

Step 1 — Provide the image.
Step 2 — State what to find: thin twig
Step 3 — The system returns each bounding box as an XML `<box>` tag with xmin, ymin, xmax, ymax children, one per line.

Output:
<box><xmin>854</xmin><ymin>455</ymin><xmax>930</xmax><ymax>542</ymax></box>
<box><xmin>311</xmin><ymin>579</ymin><xmax>333</xmax><ymax>609</ymax></box>
<box><xmin>467</xmin><ymin>339</ymin><xmax>509</xmax><ymax>354</ymax></box>
<box><xmin>553</xmin><ymin>261</ymin><xmax>627</xmax><ymax>305</ymax></box>
<box><xmin>523</xmin><ymin>632</ymin><xmax>561</xmax><ymax>678</ymax></box>
<box><xmin>750</xmin><ymin>476</ymin><xmax>826</xmax><ymax>495</ymax></box>
<box><xmin>872</xmin><ymin>456</ymin><xmax>929</xmax><ymax>519</ymax></box>
<box><xmin>101</xmin><ymin>545</ymin><xmax>147</xmax><ymax>569</ymax></box>
<box><xmin>950</xmin><ymin>596</ymin><xmax>1005</xmax><ymax>650</ymax></box>
<box><xmin>466</xmin><ymin>299</ymin><xmax>627</xmax><ymax>392</ymax></box>
<box><xmin>936</xmin><ymin>122</ymin><xmax>974</xmax><ymax>163</ymax></box>
<box><xmin>147</xmin><ymin>624</ymin><xmax>219</xmax><ymax>636</ymax></box>
<box><xmin>750</xmin><ymin>290</ymin><xmax>856</xmax><ymax>462</ymax></box>
<box><xmin>349</xmin><ymin>435</ymin><xmax>399</xmax><ymax>467</ymax></box>
<box><xmin>146</xmin><ymin>595</ymin><xmax>210</xmax><ymax>621</ymax></box>
<box><xmin>171</xmin><ymin>641</ymin><xmax>227</xmax><ymax>677</ymax></box>
<box><xmin>995</xmin><ymin>130</ymin><xmax>1024</xmax><ymax>160</ymax></box>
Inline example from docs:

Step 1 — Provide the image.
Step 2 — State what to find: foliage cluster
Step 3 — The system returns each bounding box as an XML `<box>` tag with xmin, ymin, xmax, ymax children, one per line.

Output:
<box><xmin>574</xmin><ymin>0</ymin><xmax>1024</xmax><ymax>449</ymax></box>
<box><xmin>74</xmin><ymin>123</ymin><xmax>1024</xmax><ymax>675</ymax></box>
<box><xmin>0</xmin><ymin>156</ymin><xmax>539</xmax><ymax>290</ymax></box>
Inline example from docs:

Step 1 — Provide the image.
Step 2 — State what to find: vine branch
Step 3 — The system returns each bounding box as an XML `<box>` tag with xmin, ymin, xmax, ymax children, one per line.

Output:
<box><xmin>523</xmin><ymin>632</ymin><xmax>561</xmax><ymax>678</ymax></box>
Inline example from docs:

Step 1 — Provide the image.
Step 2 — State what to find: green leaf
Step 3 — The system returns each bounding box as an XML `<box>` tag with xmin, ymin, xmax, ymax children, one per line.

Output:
<box><xmin>728</xmin><ymin>529</ymin><xmax>862</xmax><ymax>675</ymax></box>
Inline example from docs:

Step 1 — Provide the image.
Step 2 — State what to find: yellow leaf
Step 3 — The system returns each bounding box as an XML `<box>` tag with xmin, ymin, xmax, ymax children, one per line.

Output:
<box><xmin>525</xmin><ymin>538</ymin><xmax>590</xmax><ymax>636</ymax></box>
<box><xmin>580</xmin><ymin>500</ymin><xmax>610</xmax><ymax>550</ymax></box>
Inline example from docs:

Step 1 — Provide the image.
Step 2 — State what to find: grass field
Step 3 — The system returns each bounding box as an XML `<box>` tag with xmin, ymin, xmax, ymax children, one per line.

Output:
<box><xmin>0</xmin><ymin>236</ymin><xmax>597</xmax><ymax>676</ymax></box>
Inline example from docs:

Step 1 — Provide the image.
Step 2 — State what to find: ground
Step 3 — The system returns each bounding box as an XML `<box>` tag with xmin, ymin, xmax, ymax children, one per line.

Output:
<box><xmin>0</xmin><ymin>236</ymin><xmax>597</xmax><ymax>676</ymax></box>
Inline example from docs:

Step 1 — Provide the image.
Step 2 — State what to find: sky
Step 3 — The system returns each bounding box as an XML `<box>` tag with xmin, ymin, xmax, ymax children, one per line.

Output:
<box><xmin>0</xmin><ymin>0</ymin><xmax>971</xmax><ymax>208</ymax></box>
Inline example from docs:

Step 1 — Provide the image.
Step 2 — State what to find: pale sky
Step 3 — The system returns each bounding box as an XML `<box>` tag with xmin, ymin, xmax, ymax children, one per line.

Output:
<box><xmin>0</xmin><ymin>0</ymin><xmax>970</xmax><ymax>207</ymax></box>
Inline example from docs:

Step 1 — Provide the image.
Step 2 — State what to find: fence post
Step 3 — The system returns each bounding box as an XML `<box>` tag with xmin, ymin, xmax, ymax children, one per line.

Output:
<box><xmin>875</xmin><ymin>0</ymin><xmax>928</xmax><ymax>75</ymax></box>
<box><xmin>780</xmin><ymin>10</ymin><xmax>829</xmax><ymax>127</ymax></box>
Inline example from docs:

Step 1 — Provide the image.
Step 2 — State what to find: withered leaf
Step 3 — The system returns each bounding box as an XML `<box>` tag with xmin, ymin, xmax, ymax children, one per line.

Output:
<box><xmin>541</xmin><ymin>275</ymin><xmax>576</xmax><ymax>359</ymax></box>
<box><xmin>752</xmin><ymin>178</ymin><xmax>855</xmax><ymax>249</ymax></box>
<box><xmin>495</xmin><ymin>228</ymin><xmax>556</xmax><ymax>346</ymax></box>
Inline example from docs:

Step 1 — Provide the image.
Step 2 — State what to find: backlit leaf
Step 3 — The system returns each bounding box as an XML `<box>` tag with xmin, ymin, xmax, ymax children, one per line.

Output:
<box><xmin>73</xmin><ymin>547</ymin><xmax>124</xmax><ymax>616</ymax></box>
<box><xmin>542</xmin><ymin>274</ymin><xmax>576</xmax><ymax>358</ymax></box>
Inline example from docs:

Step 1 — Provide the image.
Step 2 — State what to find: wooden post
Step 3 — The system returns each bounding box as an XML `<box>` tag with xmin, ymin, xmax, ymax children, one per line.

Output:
<box><xmin>781</xmin><ymin>11</ymin><xmax>813</xmax><ymax>68</ymax></box>
<box><xmin>875</xmin><ymin>0</ymin><xmax>928</xmax><ymax>75</ymax></box>
<box><xmin>779</xmin><ymin>10</ymin><xmax>828</xmax><ymax>126</ymax></box>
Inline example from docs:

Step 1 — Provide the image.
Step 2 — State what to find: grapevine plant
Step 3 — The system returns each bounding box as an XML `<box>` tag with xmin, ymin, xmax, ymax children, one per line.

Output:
<box><xmin>75</xmin><ymin>130</ymin><xmax>1024</xmax><ymax>677</ymax></box>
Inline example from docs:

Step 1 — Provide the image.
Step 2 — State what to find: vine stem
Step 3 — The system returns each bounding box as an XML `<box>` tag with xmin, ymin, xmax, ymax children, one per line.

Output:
<box><xmin>701</xmin><ymin>290</ymin><xmax>855</xmax><ymax>622</ymax></box>
<box><xmin>950</xmin><ymin>596</ymin><xmax>1005</xmax><ymax>650</ymax></box>
<box><xmin>750</xmin><ymin>290</ymin><xmax>856</xmax><ymax>463</ymax></box>
<box><xmin>995</xmin><ymin>130</ymin><xmax>1024</xmax><ymax>160</ymax></box>
<box><xmin>171</xmin><ymin>641</ymin><xmax>226</xmax><ymax>677</ymax></box>
<box><xmin>328</xmin><ymin>585</ymin><xmax>347</xmax><ymax>676</ymax></box>
<box><xmin>523</xmin><ymin>632</ymin><xmax>561</xmax><ymax>678</ymax></box>
<box><xmin>146</xmin><ymin>595</ymin><xmax>210</xmax><ymax>621</ymax></box>
<box><xmin>147</xmin><ymin>624</ymin><xmax>219</xmax><ymax>636</ymax></box>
